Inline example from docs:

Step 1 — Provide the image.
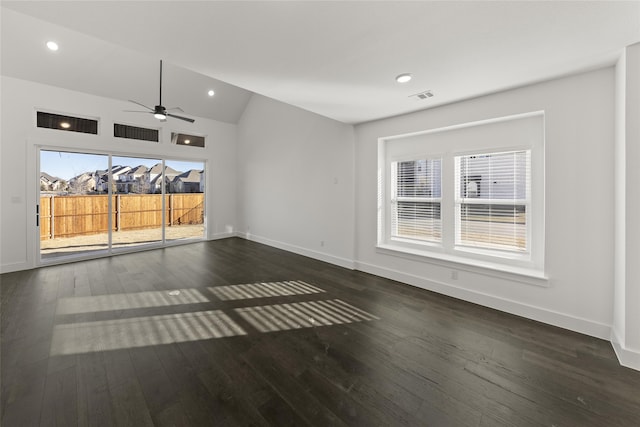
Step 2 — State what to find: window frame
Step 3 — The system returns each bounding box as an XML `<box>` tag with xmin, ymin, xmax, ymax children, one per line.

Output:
<box><xmin>378</xmin><ymin>112</ymin><xmax>545</xmax><ymax>277</ymax></box>
<box><xmin>453</xmin><ymin>149</ymin><xmax>532</xmax><ymax>257</ymax></box>
<box><xmin>389</xmin><ymin>157</ymin><xmax>443</xmax><ymax>245</ymax></box>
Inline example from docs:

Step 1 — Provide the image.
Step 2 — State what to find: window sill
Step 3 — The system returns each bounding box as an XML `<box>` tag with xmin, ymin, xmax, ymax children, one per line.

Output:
<box><xmin>376</xmin><ymin>244</ymin><xmax>548</xmax><ymax>287</ymax></box>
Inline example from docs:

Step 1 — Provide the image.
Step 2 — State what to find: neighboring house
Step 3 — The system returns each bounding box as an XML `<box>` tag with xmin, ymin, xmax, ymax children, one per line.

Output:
<box><xmin>40</xmin><ymin>172</ymin><xmax>66</xmax><ymax>192</ymax></box>
<box><xmin>40</xmin><ymin>172</ymin><xmax>55</xmax><ymax>190</ymax></box>
<box><xmin>69</xmin><ymin>171</ymin><xmax>97</xmax><ymax>194</ymax></box>
<box><xmin>119</xmin><ymin>165</ymin><xmax>148</xmax><ymax>193</ymax></box>
<box><xmin>111</xmin><ymin>165</ymin><xmax>132</xmax><ymax>193</ymax></box>
<box><xmin>51</xmin><ymin>180</ymin><xmax>66</xmax><ymax>192</ymax></box>
<box><xmin>92</xmin><ymin>165</ymin><xmax>165</xmax><ymax>193</ymax></box>
<box><xmin>144</xmin><ymin>163</ymin><xmax>180</xmax><ymax>193</ymax></box>
<box><xmin>66</xmin><ymin>164</ymin><xmax>187</xmax><ymax>194</ymax></box>
<box><xmin>95</xmin><ymin>165</ymin><xmax>133</xmax><ymax>193</ymax></box>
<box><xmin>95</xmin><ymin>169</ymin><xmax>108</xmax><ymax>193</ymax></box>
<box><xmin>171</xmin><ymin>169</ymin><xmax>203</xmax><ymax>193</ymax></box>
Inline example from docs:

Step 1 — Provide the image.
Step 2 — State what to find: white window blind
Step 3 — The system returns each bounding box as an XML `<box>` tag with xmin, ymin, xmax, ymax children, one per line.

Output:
<box><xmin>455</xmin><ymin>150</ymin><xmax>530</xmax><ymax>252</ymax></box>
<box><xmin>391</xmin><ymin>159</ymin><xmax>442</xmax><ymax>243</ymax></box>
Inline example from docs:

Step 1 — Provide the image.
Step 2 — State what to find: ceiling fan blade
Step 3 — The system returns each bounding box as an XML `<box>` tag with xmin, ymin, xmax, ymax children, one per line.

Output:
<box><xmin>128</xmin><ymin>100</ymin><xmax>153</xmax><ymax>111</ymax></box>
<box><xmin>166</xmin><ymin>107</ymin><xmax>185</xmax><ymax>112</ymax></box>
<box><xmin>123</xmin><ymin>110</ymin><xmax>153</xmax><ymax>113</ymax></box>
<box><xmin>167</xmin><ymin>113</ymin><xmax>195</xmax><ymax>123</ymax></box>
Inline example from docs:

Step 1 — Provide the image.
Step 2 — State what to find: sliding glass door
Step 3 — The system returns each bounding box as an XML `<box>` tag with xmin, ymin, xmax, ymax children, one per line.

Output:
<box><xmin>39</xmin><ymin>151</ymin><xmax>110</xmax><ymax>259</ymax></box>
<box><xmin>165</xmin><ymin>160</ymin><xmax>205</xmax><ymax>244</ymax></box>
<box><xmin>110</xmin><ymin>156</ymin><xmax>163</xmax><ymax>252</ymax></box>
<box><xmin>39</xmin><ymin>149</ymin><xmax>205</xmax><ymax>262</ymax></box>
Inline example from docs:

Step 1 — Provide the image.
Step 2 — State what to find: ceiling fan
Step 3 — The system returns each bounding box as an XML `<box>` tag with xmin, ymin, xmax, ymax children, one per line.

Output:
<box><xmin>126</xmin><ymin>60</ymin><xmax>195</xmax><ymax>123</ymax></box>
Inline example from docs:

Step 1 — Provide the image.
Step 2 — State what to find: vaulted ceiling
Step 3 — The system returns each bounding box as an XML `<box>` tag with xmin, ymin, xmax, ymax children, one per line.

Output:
<box><xmin>2</xmin><ymin>1</ymin><xmax>639</xmax><ymax>124</ymax></box>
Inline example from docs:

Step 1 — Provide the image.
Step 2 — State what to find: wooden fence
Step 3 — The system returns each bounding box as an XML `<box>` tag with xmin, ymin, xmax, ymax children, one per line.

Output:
<box><xmin>40</xmin><ymin>194</ymin><xmax>204</xmax><ymax>240</ymax></box>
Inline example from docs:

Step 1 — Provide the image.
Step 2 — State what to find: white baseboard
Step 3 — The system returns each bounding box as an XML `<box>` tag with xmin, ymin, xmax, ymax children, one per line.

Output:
<box><xmin>611</xmin><ymin>329</ymin><xmax>640</xmax><ymax>371</ymax></box>
<box><xmin>231</xmin><ymin>233</ymin><xmax>611</xmax><ymax>341</ymax></box>
<box><xmin>0</xmin><ymin>261</ymin><xmax>30</xmax><ymax>274</ymax></box>
<box><xmin>209</xmin><ymin>231</ymin><xmax>237</xmax><ymax>240</ymax></box>
<box><xmin>355</xmin><ymin>260</ymin><xmax>612</xmax><ymax>341</ymax></box>
<box><xmin>237</xmin><ymin>232</ymin><xmax>355</xmax><ymax>270</ymax></box>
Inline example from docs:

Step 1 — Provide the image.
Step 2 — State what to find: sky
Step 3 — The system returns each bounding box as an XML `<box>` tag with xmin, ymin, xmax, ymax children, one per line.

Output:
<box><xmin>40</xmin><ymin>150</ymin><xmax>204</xmax><ymax>181</ymax></box>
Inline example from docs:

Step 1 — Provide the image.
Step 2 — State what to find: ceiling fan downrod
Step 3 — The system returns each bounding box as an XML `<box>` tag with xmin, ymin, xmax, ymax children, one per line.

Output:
<box><xmin>153</xmin><ymin>60</ymin><xmax>167</xmax><ymax>120</ymax></box>
<box><xmin>158</xmin><ymin>59</ymin><xmax>163</xmax><ymax>107</ymax></box>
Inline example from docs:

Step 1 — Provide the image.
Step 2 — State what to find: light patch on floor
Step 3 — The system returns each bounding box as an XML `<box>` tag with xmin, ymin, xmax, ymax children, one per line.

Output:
<box><xmin>50</xmin><ymin>310</ymin><xmax>246</xmax><ymax>355</ymax></box>
<box><xmin>235</xmin><ymin>299</ymin><xmax>379</xmax><ymax>333</ymax></box>
<box><xmin>56</xmin><ymin>288</ymin><xmax>210</xmax><ymax>315</ymax></box>
<box><xmin>50</xmin><ymin>281</ymin><xmax>379</xmax><ymax>356</ymax></box>
<box><xmin>208</xmin><ymin>280</ymin><xmax>324</xmax><ymax>301</ymax></box>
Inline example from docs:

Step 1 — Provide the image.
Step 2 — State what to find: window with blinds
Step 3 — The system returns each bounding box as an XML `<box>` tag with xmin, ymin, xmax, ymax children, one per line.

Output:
<box><xmin>391</xmin><ymin>158</ymin><xmax>442</xmax><ymax>243</ymax></box>
<box><xmin>455</xmin><ymin>150</ymin><xmax>530</xmax><ymax>252</ymax></box>
<box><xmin>379</xmin><ymin>112</ymin><xmax>543</xmax><ymax>273</ymax></box>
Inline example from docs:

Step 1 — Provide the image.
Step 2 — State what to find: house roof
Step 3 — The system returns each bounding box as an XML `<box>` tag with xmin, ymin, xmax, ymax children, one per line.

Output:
<box><xmin>174</xmin><ymin>170</ymin><xmax>202</xmax><ymax>184</ymax></box>
<box><xmin>111</xmin><ymin>165</ymin><xmax>131</xmax><ymax>175</ymax></box>
<box><xmin>1</xmin><ymin>2</ymin><xmax>639</xmax><ymax>124</ymax></box>
<box><xmin>70</xmin><ymin>172</ymin><xmax>94</xmax><ymax>182</ymax></box>
<box><xmin>40</xmin><ymin>172</ymin><xmax>62</xmax><ymax>183</ymax></box>
<box><xmin>128</xmin><ymin>165</ymin><xmax>148</xmax><ymax>175</ymax></box>
<box><xmin>148</xmin><ymin>163</ymin><xmax>179</xmax><ymax>176</ymax></box>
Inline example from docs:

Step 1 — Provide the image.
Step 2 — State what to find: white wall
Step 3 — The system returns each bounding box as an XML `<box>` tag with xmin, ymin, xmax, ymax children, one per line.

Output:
<box><xmin>354</xmin><ymin>68</ymin><xmax>616</xmax><ymax>339</ymax></box>
<box><xmin>613</xmin><ymin>43</ymin><xmax>640</xmax><ymax>371</ymax></box>
<box><xmin>613</xmin><ymin>51</ymin><xmax>627</xmax><ymax>352</ymax></box>
<box><xmin>625</xmin><ymin>44</ymin><xmax>640</xmax><ymax>354</ymax></box>
<box><xmin>0</xmin><ymin>76</ymin><xmax>237</xmax><ymax>273</ymax></box>
<box><xmin>617</xmin><ymin>42</ymin><xmax>640</xmax><ymax>369</ymax></box>
<box><xmin>236</xmin><ymin>94</ymin><xmax>356</xmax><ymax>268</ymax></box>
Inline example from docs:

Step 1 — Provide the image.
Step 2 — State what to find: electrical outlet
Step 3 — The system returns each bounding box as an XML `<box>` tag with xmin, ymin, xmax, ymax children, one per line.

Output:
<box><xmin>451</xmin><ymin>270</ymin><xmax>458</xmax><ymax>280</ymax></box>
<box><xmin>320</xmin><ymin>241</ymin><xmax>325</xmax><ymax>247</ymax></box>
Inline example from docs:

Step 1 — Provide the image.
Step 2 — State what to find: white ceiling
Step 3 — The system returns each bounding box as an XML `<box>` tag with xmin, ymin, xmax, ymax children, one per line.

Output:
<box><xmin>2</xmin><ymin>1</ymin><xmax>639</xmax><ymax>125</ymax></box>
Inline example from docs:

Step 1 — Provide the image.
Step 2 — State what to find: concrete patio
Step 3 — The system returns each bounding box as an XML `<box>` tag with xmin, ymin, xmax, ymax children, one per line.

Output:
<box><xmin>40</xmin><ymin>224</ymin><xmax>204</xmax><ymax>258</ymax></box>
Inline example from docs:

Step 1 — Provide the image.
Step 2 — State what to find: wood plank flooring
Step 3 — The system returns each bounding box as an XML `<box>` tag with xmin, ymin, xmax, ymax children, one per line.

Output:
<box><xmin>2</xmin><ymin>237</ymin><xmax>639</xmax><ymax>426</ymax></box>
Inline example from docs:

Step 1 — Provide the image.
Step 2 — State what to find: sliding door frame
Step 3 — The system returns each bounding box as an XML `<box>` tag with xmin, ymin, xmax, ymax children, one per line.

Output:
<box><xmin>35</xmin><ymin>144</ymin><xmax>207</xmax><ymax>267</ymax></box>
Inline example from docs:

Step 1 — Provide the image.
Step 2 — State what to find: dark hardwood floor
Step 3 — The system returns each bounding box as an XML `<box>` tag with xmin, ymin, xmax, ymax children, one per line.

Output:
<box><xmin>1</xmin><ymin>237</ymin><xmax>639</xmax><ymax>426</ymax></box>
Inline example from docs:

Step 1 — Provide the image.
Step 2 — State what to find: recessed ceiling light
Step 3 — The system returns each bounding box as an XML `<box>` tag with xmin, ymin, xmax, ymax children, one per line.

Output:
<box><xmin>59</xmin><ymin>122</ymin><xmax>71</xmax><ymax>129</ymax></box>
<box><xmin>46</xmin><ymin>41</ymin><xmax>59</xmax><ymax>51</ymax></box>
<box><xmin>184</xmin><ymin>139</ymin><xmax>191</xmax><ymax>144</ymax></box>
<box><xmin>395</xmin><ymin>73</ymin><xmax>412</xmax><ymax>83</ymax></box>
<box><xmin>207</xmin><ymin>90</ymin><xmax>215</xmax><ymax>97</ymax></box>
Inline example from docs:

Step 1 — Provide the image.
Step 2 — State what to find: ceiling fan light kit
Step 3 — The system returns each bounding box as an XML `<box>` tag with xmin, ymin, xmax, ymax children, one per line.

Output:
<box><xmin>127</xmin><ymin>60</ymin><xmax>195</xmax><ymax>123</ymax></box>
<box><xmin>153</xmin><ymin>106</ymin><xmax>167</xmax><ymax>120</ymax></box>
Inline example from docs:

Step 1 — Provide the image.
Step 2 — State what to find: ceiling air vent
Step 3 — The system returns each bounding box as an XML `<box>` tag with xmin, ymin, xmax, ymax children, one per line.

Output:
<box><xmin>409</xmin><ymin>90</ymin><xmax>434</xmax><ymax>100</ymax></box>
